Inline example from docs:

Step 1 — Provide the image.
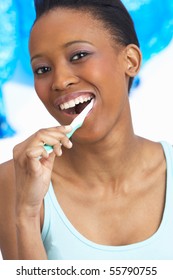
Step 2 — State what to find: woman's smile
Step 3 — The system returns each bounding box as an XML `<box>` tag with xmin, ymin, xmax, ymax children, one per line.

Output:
<box><xmin>54</xmin><ymin>91</ymin><xmax>95</xmax><ymax>116</ymax></box>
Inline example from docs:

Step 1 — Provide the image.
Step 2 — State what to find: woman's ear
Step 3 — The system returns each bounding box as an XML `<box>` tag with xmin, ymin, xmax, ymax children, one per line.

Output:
<box><xmin>124</xmin><ymin>44</ymin><xmax>142</xmax><ymax>77</ymax></box>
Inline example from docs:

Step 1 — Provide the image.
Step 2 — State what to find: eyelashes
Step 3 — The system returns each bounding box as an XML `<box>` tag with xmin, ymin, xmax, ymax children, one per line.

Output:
<box><xmin>34</xmin><ymin>66</ymin><xmax>51</xmax><ymax>75</ymax></box>
<box><xmin>70</xmin><ymin>51</ymin><xmax>90</xmax><ymax>62</ymax></box>
<box><xmin>33</xmin><ymin>51</ymin><xmax>91</xmax><ymax>75</ymax></box>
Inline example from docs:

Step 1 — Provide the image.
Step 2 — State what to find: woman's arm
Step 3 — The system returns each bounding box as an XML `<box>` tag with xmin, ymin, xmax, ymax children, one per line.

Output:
<box><xmin>0</xmin><ymin>160</ymin><xmax>47</xmax><ymax>260</ymax></box>
<box><xmin>0</xmin><ymin>125</ymin><xmax>72</xmax><ymax>260</ymax></box>
<box><xmin>0</xmin><ymin>160</ymin><xmax>18</xmax><ymax>259</ymax></box>
<box><xmin>16</xmin><ymin>210</ymin><xmax>47</xmax><ymax>260</ymax></box>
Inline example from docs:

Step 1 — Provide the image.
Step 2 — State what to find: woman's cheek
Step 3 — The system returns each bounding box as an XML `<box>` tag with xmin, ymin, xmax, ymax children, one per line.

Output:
<box><xmin>34</xmin><ymin>80</ymin><xmax>49</xmax><ymax>102</ymax></box>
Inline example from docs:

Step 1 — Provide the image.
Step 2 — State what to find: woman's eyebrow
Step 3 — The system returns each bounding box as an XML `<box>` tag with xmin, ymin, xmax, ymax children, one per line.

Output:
<box><xmin>64</xmin><ymin>40</ymin><xmax>94</xmax><ymax>48</ymax></box>
<box><xmin>30</xmin><ymin>40</ymin><xmax>94</xmax><ymax>62</ymax></box>
<box><xmin>31</xmin><ymin>54</ymin><xmax>44</xmax><ymax>63</ymax></box>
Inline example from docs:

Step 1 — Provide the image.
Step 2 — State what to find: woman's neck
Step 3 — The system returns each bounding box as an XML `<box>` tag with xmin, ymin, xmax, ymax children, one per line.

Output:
<box><xmin>57</xmin><ymin>128</ymin><xmax>144</xmax><ymax>188</ymax></box>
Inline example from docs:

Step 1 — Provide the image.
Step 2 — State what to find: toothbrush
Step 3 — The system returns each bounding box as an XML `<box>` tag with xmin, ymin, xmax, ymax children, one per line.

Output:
<box><xmin>44</xmin><ymin>98</ymin><xmax>94</xmax><ymax>153</ymax></box>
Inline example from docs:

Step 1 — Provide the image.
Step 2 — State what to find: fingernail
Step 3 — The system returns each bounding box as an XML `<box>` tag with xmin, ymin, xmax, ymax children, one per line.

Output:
<box><xmin>58</xmin><ymin>149</ymin><xmax>62</xmax><ymax>156</ymax></box>
<box><xmin>68</xmin><ymin>140</ymin><xmax>73</xmax><ymax>148</ymax></box>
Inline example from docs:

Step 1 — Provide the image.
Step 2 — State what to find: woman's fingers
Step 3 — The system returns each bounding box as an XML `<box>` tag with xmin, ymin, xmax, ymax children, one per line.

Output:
<box><xmin>40</xmin><ymin>126</ymin><xmax>73</xmax><ymax>157</ymax></box>
<box><xmin>13</xmin><ymin>125</ymin><xmax>73</xmax><ymax>167</ymax></box>
<box><xmin>21</xmin><ymin>125</ymin><xmax>73</xmax><ymax>159</ymax></box>
<box><xmin>26</xmin><ymin>145</ymin><xmax>49</xmax><ymax>159</ymax></box>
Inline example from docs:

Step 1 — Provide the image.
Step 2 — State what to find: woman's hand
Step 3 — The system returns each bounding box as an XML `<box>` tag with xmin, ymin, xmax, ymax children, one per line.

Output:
<box><xmin>13</xmin><ymin>125</ymin><xmax>72</xmax><ymax>219</ymax></box>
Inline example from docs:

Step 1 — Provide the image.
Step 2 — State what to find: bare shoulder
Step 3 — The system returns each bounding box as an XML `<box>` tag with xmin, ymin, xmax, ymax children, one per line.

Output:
<box><xmin>0</xmin><ymin>159</ymin><xmax>16</xmax><ymax>200</ymax></box>
<box><xmin>0</xmin><ymin>160</ymin><xmax>18</xmax><ymax>259</ymax></box>
<box><xmin>0</xmin><ymin>159</ymin><xmax>15</xmax><ymax>179</ymax></box>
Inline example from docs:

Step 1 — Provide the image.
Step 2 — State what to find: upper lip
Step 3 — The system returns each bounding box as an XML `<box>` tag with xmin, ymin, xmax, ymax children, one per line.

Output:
<box><xmin>54</xmin><ymin>91</ymin><xmax>95</xmax><ymax>108</ymax></box>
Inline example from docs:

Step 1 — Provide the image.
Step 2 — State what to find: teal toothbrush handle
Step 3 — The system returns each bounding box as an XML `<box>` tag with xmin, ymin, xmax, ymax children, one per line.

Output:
<box><xmin>44</xmin><ymin>123</ymin><xmax>82</xmax><ymax>153</ymax></box>
<box><xmin>44</xmin><ymin>144</ymin><xmax>54</xmax><ymax>153</ymax></box>
<box><xmin>66</xmin><ymin>123</ymin><xmax>82</xmax><ymax>138</ymax></box>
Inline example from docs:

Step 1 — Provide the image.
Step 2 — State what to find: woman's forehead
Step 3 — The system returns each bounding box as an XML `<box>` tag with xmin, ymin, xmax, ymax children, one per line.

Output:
<box><xmin>30</xmin><ymin>8</ymin><xmax>114</xmax><ymax>48</ymax></box>
<box><xmin>32</xmin><ymin>8</ymin><xmax>106</xmax><ymax>33</ymax></box>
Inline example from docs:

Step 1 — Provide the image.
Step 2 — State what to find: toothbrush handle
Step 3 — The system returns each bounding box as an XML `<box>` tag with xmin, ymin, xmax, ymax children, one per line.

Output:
<box><xmin>44</xmin><ymin>144</ymin><xmax>53</xmax><ymax>154</ymax></box>
<box><xmin>66</xmin><ymin>124</ymin><xmax>81</xmax><ymax>138</ymax></box>
<box><xmin>43</xmin><ymin>124</ymin><xmax>81</xmax><ymax>153</ymax></box>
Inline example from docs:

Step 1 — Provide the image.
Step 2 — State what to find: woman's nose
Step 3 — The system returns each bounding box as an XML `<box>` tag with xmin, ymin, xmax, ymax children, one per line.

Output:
<box><xmin>51</xmin><ymin>66</ymin><xmax>80</xmax><ymax>91</ymax></box>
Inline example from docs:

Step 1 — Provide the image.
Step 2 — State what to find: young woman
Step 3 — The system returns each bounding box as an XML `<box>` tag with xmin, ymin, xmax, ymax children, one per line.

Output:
<box><xmin>0</xmin><ymin>0</ymin><xmax>172</xmax><ymax>260</ymax></box>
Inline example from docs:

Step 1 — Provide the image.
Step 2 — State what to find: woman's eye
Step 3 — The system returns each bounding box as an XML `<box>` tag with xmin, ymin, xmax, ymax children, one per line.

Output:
<box><xmin>34</xmin><ymin>66</ymin><xmax>51</xmax><ymax>75</ymax></box>
<box><xmin>71</xmin><ymin>51</ymin><xmax>89</xmax><ymax>62</ymax></box>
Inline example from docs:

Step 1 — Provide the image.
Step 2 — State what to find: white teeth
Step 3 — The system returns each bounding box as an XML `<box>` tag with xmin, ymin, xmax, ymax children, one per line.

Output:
<box><xmin>59</xmin><ymin>95</ymin><xmax>93</xmax><ymax>110</ymax></box>
<box><xmin>60</xmin><ymin>104</ymin><xmax>65</xmax><ymax>110</ymax></box>
<box><xmin>79</xmin><ymin>96</ymin><xmax>84</xmax><ymax>103</ymax></box>
<box><xmin>64</xmin><ymin>103</ymin><xmax>70</xmax><ymax>109</ymax></box>
<box><xmin>68</xmin><ymin>100</ymin><xmax>76</xmax><ymax>108</ymax></box>
<box><xmin>75</xmin><ymin>98</ymin><xmax>80</xmax><ymax>105</ymax></box>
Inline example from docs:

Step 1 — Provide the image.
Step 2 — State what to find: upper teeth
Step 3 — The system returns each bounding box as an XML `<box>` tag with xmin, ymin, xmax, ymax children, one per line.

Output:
<box><xmin>59</xmin><ymin>95</ymin><xmax>93</xmax><ymax>110</ymax></box>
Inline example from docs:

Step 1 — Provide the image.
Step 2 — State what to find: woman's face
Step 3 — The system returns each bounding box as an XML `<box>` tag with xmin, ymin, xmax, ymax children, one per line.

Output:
<box><xmin>30</xmin><ymin>8</ymin><xmax>132</xmax><ymax>143</ymax></box>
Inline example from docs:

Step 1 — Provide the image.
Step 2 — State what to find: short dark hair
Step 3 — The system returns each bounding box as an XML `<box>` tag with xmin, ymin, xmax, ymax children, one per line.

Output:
<box><xmin>33</xmin><ymin>0</ymin><xmax>140</xmax><ymax>91</ymax></box>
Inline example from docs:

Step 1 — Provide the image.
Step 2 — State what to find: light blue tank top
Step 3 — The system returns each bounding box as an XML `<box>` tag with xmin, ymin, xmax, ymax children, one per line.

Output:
<box><xmin>42</xmin><ymin>141</ymin><xmax>173</xmax><ymax>260</ymax></box>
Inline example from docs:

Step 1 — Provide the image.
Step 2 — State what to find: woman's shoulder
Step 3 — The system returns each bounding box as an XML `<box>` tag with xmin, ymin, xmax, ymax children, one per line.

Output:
<box><xmin>0</xmin><ymin>159</ymin><xmax>15</xmax><ymax>194</ymax></box>
<box><xmin>0</xmin><ymin>160</ymin><xmax>18</xmax><ymax>259</ymax></box>
<box><xmin>0</xmin><ymin>158</ymin><xmax>15</xmax><ymax>172</ymax></box>
<box><xmin>0</xmin><ymin>158</ymin><xmax>15</xmax><ymax>189</ymax></box>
